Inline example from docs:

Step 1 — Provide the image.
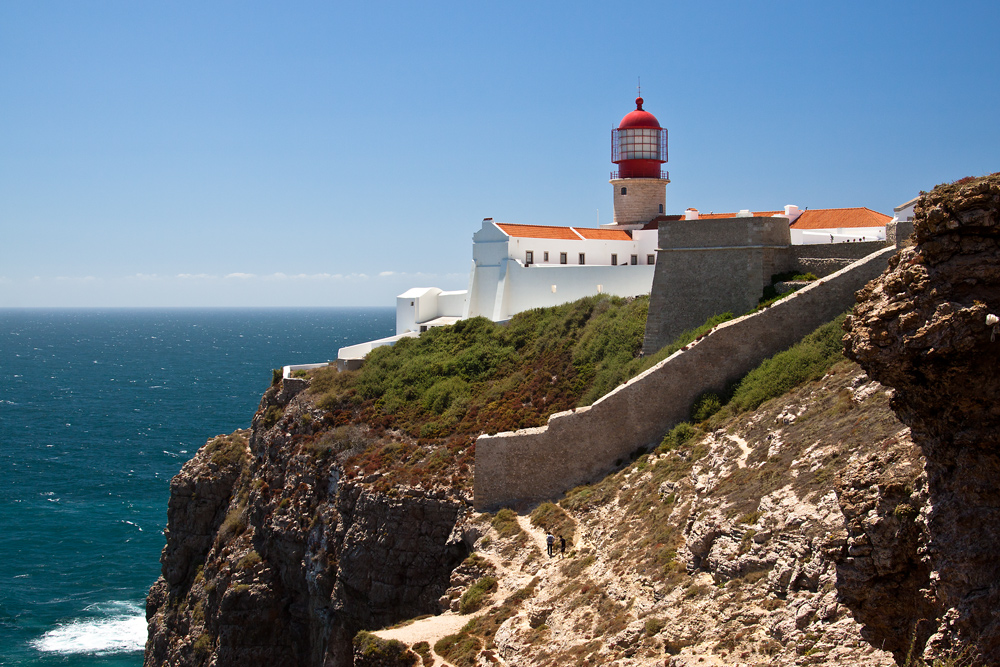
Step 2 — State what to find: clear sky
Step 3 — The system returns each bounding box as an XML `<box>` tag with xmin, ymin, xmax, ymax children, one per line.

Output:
<box><xmin>2</xmin><ymin>1</ymin><xmax>998</xmax><ymax>307</ymax></box>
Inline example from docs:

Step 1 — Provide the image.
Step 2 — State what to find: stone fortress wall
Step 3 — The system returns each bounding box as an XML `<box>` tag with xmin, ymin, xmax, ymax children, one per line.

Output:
<box><xmin>643</xmin><ymin>216</ymin><xmax>891</xmax><ymax>355</ymax></box>
<box><xmin>473</xmin><ymin>245</ymin><xmax>897</xmax><ymax>511</ymax></box>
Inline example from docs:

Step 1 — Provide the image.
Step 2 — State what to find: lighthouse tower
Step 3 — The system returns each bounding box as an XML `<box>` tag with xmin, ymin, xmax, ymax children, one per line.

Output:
<box><xmin>608</xmin><ymin>97</ymin><xmax>669</xmax><ymax>229</ymax></box>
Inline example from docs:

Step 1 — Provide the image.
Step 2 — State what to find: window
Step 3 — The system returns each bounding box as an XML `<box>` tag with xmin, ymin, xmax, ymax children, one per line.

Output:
<box><xmin>620</xmin><ymin>187</ymin><xmax>627</xmax><ymax>196</ymax></box>
<box><xmin>659</xmin><ymin>203</ymin><xmax>664</xmax><ymax>213</ymax></box>
<box><xmin>579</xmin><ymin>253</ymin><xmax>586</xmax><ymax>265</ymax></box>
<box><xmin>410</xmin><ymin>301</ymin><xmax>414</xmax><ymax>306</ymax></box>
<box><xmin>543</xmin><ymin>251</ymin><xmax>549</xmax><ymax>262</ymax></box>
<box><xmin>631</xmin><ymin>255</ymin><xmax>638</xmax><ymax>265</ymax></box>
<box><xmin>647</xmin><ymin>254</ymin><xmax>655</xmax><ymax>265</ymax></box>
<box><xmin>560</xmin><ymin>252</ymin><xmax>567</xmax><ymax>264</ymax></box>
<box><xmin>611</xmin><ymin>254</ymin><xmax>617</xmax><ymax>266</ymax></box>
<box><xmin>525</xmin><ymin>250</ymin><xmax>533</xmax><ymax>265</ymax></box>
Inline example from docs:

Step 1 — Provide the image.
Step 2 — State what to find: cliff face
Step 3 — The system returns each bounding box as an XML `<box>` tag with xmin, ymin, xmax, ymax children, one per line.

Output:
<box><xmin>144</xmin><ymin>380</ymin><xmax>473</xmax><ymax>667</ymax></box>
<box><xmin>843</xmin><ymin>173</ymin><xmax>1000</xmax><ymax>664</ymax></box>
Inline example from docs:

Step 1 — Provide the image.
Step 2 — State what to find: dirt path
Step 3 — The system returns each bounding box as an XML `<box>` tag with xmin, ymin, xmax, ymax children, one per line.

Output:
<box><xmin>374</xmin><ymin>611</ymin><xmax>474</xmax><ymax>666</ymax></box>
<box><xmin>372</xmin><ymin>509</ymin><xmax>569</xmax><ymax>666</ymax></box>
<box><xmin>730</xmin><ymin>434</ymin><xmax>752</xmax><ymax>468</ymax></box>
<box><xmin>516</xmin><ymin>513</ymin><xmax>553</xmax><ymax>558</ymax></box>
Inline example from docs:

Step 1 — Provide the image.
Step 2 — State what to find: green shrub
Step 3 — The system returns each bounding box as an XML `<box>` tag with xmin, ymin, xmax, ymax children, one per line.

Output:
<box><xmin>690</xmin><ymin>392</ymin><xmax>724</xmax><ymax>422</ymax></box>
<box><xmin>644</xmin><ymin>616</ymin><xmax>665</xmax><ymax>637</ymax></box>
<box><xmin>459</xmin><ymin>576</ymin><xmax>498</xmax><ymax>614</ymax></box>
<box><xmin>434</xmin><ymin>631</ymin><xmax>482</xmax><ymax>667</ymax></box>
<box><xmin>657</xmin><ymin>422</ymin><xmax>700</xmax><ymax>453</ymax></box>
<box><xmin>491</xmin><ymin>509</ymin><xmax>521</xmax><ymax>538</ymax></box>
<box><xmin>271</xmin><ymin>368</ymin><xmax>282</xmax><ymax>386</ymax></box>
<box><xmin>237</xmin><ymin>550</ymin><xmax>261</xmax><ymax>570</ymax></box>
<box><xmin>205</xmin><ymin>432</ymin><xmax>247</xmax><ymax>468</ymax></box>
<box><xmin>353</xmin><ymin>630</ymin><xmax>417</xmax><ymax>666</ymax></box>
<box><xmin>193</xmin><ymin>632</ymin><xmax>213</xmax><ymax>657</ymax></box>
<box><xmin>262</xmin><ymin>405</ymin><xmax>283</xmax><ymax>429</ymax></box>
<box><xmin>411</xmin><ymin>641</ymin><xmax>433</xmax><ymax>667</ymax></box>
<box><xmin>730</xmin><ymin>314</ymin><xmax>847</xmax><ymax>412</ymax></box>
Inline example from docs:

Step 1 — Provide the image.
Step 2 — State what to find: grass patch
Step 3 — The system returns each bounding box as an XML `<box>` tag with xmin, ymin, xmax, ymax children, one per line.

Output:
<box><xmin>434</xmin><ymin>632</ymin><xmax>482</xmax><ymax>667</ymax></box>
<box><xmin>491</xmin><ymin>509</ymin><xmax>522</xmax><ymax>538</ymax></box>
<box><xmin>730</xmin><ymin>314</ymin><xmax>848</xmax><ymax>413</ymax></box>
<box><xmin>204</xmin><ymin>432</ymin><xmax>248</xmax><ymax>468</ymax></box>
<box><xmin>459</xmin><ymin>576</ymin><xmax>498</xmax><ymax>614</ymax></box>
<box><xmin>529</xmin><ymin>502</ymin><xmax>576</xmax><ymax>545</ymax></box>
<box><xmin>411</xmin><ymin>641</ymin><xmax>433</xmax><ymax>667</ymax></box>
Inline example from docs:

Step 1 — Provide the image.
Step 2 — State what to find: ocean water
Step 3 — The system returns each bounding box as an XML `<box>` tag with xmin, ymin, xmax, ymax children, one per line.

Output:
<box><xmin>0</xmin><ymin>308</ymin><xmax>394</xmax><ymax>666</ymax></box>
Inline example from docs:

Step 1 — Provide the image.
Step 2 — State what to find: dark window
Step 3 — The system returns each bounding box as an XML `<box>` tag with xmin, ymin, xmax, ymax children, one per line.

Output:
<box><xmin>631</xmin><ymin>255</ymin><xmax>638</xmax><ymax>265</ymax></box>
<box><xmin>659</xmin><ymin>203</ymin><xmax>664</xmax><ymax>213</ymax></box>
<box><xmin>647</xmin><ymin>254</ymin><xmax>655</xmax><ymax>265</ymax></box>
<box><xmin>611</xmin><ymin>254</ymin><xmax>617</xmax><ymax>266</ymax></box>
<box><xmin>543</xmin><ymin>251</ymin><xmax>549</xmax><ymax>261</ymax></box>
<box><xmin>525</xmin><ymin>250</ymin><xmax>533</xmax><ymax>265</ymax></box>
<box><xmin>560</xmin><ymin>252</ymin><xmax>567</xmax><ymax>264</ymax></box>
<box><xmin>579</xmin><ymin>253</ymin><xmax>586</xmax><ymax>265</ymax></box>
<box><xmin>620</xmin><ymin>187</ymin><xmax>627</xmax><ymax>196</ymax></box>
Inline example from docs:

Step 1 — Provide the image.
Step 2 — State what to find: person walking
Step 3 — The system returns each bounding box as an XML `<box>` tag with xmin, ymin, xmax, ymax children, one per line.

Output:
<box><xmin>546</xmin><ymin>532</ymin><xmax>555</xmax><ymax>557</ymax></box>
<box><xmin>560</xmin><ymin>535</ymin><xmax>567</xmax><ymax>558</ymax></box>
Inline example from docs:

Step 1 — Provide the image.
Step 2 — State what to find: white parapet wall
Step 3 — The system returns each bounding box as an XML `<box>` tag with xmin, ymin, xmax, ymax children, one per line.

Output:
<box><xmin>473</xmin><ymin>245</ymin><xmax>897</xmax><ymax>511</ymax></box>
<box><xmin>337</xmin><ymin>331</ymin><xmax>419</xmax><ymax>366</ymax></box>
<box><xmin>282</xmin><ymin>362</ymin><xmax>332</xmax><ymax>379</ymax></box>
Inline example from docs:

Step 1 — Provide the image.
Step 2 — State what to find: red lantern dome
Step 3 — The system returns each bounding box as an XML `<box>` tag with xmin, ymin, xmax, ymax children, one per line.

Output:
<box><xmin>612</xmin><ymin>97</ymin><xmax>667</xmax><ymax>179</ymax></box>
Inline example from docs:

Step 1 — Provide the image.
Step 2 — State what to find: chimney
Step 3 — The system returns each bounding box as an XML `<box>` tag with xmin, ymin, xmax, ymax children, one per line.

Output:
<box><xmin>684</xmin><ymin>208</ymin><xmax>699</xmax><ymax>220</ymax></box>
<box><xmin>783</xmin><ymin>205</ymin><xmax>802</xmax><ymax>223</ymax></box>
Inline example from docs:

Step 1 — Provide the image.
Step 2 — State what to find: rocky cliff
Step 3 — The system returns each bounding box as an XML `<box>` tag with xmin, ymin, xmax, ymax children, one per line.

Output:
<box><xmin>144</xmin><ymin>380</ymin><xmax>476</xmax><ymax>666</ymax></box>
<box><xmin>147</xmin><ymin>176</ymin><xmax>1000</xmax><ymax>666</ymax></box>
<box><xmin>147</xmin><ymin>359</ymin><xmax>918</xmax><ymax>666</ymax></box>
<box><xmin>842</xmin><ymin>173</ymin><xmax>1000</xmax><ymax>665</ymax></box>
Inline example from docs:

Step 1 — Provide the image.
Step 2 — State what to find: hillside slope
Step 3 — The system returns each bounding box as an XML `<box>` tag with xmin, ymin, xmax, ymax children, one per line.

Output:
<box><xmin>364</xmin><ymin>360</ymin><xmax>908</xmax><ymax>667</ymax></box>
<box><xmin>144</xmin><ymin>316</ymin><xmax>914</xmax><ymax>667</ymax></box>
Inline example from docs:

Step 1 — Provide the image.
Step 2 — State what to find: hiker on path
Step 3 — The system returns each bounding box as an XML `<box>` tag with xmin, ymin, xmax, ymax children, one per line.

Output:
<box><xmin>560</xmin><ymin>535</ymin><xmax>567</xmax><ymax>558</ymax></box>
<box><xmin>546</xmin><ymin>532</ymin><xmax>555</xmax><ymax>557</ymax></box>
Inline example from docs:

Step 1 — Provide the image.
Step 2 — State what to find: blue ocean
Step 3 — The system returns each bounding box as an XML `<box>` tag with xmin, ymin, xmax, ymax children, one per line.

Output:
<box><xmin>0</xmin><ymin>308</ymin><xmax>394</xmax><ymax>666</ymax></box>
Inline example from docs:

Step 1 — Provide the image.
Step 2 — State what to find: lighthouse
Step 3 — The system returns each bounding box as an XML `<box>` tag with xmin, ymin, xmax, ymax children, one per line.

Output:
<box><xmin>609</xmin><ymin>97</ymin><xmax>669</xmax><ymax>228</ymax></box>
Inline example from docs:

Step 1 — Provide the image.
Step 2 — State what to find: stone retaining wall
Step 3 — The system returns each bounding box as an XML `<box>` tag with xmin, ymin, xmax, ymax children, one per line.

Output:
<box><xmin>473</xmin><ymin>246</ymin><xmax>897</xmax><ymax>511</ymax></box>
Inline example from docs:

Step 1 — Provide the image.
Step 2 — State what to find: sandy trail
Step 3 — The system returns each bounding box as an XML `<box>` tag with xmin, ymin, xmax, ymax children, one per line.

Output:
<box><xmin>374</xmin><ymin>611</ymin><xmax>474</xmax><ymax>665</ymax></box>
<box><xmin>730</xmin><ymin>434</ymin><xmax>752</xmax><ymax>468</ymax></box>
<box><xmin>372</xmin><ymin>509</ymin><xmax>568</xmax><ymax>665</ymax></box>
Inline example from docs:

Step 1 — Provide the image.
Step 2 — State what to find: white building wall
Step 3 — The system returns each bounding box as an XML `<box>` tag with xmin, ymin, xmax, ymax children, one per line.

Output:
<box><xmin>491</xmin><ymin>263</ymin><xmax>654</xmax><ymax>321</ymax></box>
<box><xmin>790</xmin><ymin>227</ymin><xmax>886</xmax><ymax>245</ymax></box>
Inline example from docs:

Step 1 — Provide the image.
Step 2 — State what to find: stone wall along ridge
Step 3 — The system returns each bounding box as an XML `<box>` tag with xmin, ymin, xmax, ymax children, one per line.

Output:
<box><xmin>473</xmin><ymin>245</ymin><xmax>897</xmax><ymax>511</ymax></box>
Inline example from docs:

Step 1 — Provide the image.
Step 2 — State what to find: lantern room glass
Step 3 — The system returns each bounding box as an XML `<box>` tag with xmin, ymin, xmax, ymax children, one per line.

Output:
<box><xmin>618</xmin><ymin>128</ymin><xmax>661</xmax><ymax>160</ymax></box>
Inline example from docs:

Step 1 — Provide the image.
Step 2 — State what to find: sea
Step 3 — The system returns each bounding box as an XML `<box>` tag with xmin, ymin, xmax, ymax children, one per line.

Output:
<box><xmin>0</xmin><ymin>308</ymin><xmax>394</xmax><ymax>666</ymax></box>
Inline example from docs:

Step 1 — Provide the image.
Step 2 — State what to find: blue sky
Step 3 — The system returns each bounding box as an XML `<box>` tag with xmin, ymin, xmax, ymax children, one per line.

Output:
<box><xmin>2</xmin><ymin>1</ymin><xmax>998</xmax><ymax>307</ymax></box>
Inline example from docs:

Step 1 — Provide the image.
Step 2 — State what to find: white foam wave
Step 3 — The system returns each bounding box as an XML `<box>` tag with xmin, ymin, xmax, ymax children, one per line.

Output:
<box><xmin>31</xmin><ymin>601</ymin><xmax>146</xmax><ymax>655</ymax></box>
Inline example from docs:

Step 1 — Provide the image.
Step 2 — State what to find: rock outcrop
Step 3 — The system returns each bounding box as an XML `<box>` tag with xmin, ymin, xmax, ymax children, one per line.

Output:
<box><xmin>843</xmin><ymin>173</ymin><xmax>1000</xmax><ymax>664</ymax></box>
<box><xmin>144</xmin><ymin>380</ymin><xmax>472</xmax><ymax>667</ymax></box>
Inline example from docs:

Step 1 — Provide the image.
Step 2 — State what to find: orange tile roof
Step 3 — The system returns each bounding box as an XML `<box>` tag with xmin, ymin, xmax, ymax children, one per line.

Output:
<box><xmin>574</xmin><ymin>227</ymin><xmax>632</xmax><ymax>241</ymax></box>
<box><xmin>696</xmin><ymin>210</ymin><xmax>782</xmax><ymax>219</ymax></box>
<box><xmin>495</xmin><ymin>223</ymin><xmax>582</xmax><ymax>240</ymax></box>
<box><xmin>789</xmin><ymin>208</ymin><xmax>891</xmax><ymax>230</ymax></box>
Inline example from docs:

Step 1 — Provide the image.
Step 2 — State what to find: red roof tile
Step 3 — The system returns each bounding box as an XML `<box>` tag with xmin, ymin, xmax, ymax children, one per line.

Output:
<box><xmin>789</xmin><ymin>208</ymin><xmax>891</xmax><ymax>230</ymax></box>
<box><xmin>495</xmin><ymin>223</ymin><xmax>582</xmax><ymax>240</ymax></box>
<box><xmin>574</xmin><ymin>228</ymin><xmax>632</xmax><ymax>241</ymax></box>
<box><xmin>696</xmin><ymin>210</ymin><xmax>783</xmax><ymax>219</ymax></box>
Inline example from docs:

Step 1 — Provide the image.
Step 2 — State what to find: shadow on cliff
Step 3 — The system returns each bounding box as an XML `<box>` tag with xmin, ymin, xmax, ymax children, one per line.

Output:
<box><xmin>841</xmin><ymin>173</ymin><xmax>1000</xmax><ymax>666</ymax></box>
